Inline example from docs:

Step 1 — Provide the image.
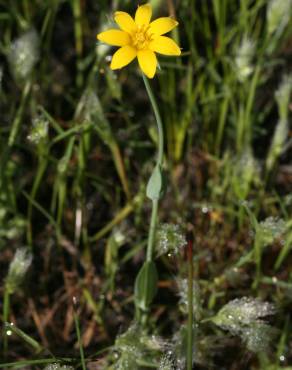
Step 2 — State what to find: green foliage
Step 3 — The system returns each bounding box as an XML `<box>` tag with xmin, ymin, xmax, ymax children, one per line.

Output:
<box><xmin>0</xmin><ymin>0</ymin><xmax>291</xmax><ymax>368</ymax></box>
<box><xmin>146</xmin><ymin>165</ymin><xmax>165</xmax><ymax>200</ymax></box>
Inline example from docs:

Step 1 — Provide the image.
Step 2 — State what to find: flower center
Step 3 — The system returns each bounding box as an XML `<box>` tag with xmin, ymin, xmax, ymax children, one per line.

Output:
<box><xmin>132</xmin><ymin>25</ymin><xmax>153</xmax><ymax>50</ymax></box>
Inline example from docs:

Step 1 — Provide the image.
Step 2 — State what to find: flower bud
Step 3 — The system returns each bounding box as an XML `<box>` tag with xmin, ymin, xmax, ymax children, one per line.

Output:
<box><xmin>8</xmin><ymin>29</ymin><xmax>40</xmax><ymax>83</ymax></box>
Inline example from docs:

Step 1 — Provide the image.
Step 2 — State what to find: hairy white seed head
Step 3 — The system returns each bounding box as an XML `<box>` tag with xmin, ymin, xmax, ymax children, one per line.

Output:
<box><xmin>267</xmin><ymin>0</ymin><xmax>292</xmax><ymax>36</ymax></box>
<box><xmin>113</xmin><ymin>323</ymin><xmax>167</xmax><ymax>369</ymax></box>
<box><xmin>275</xmin><ymin>74</ymin><xmax>292</xmax><ymax>120</ymax></box>
<box><xmin>213</xmin><ymin>297</ymin><xmax>276</xmax><ymax>329</ymax></box>
<box><xmin>27</xmin><ymin>115</ymin><xmax>49</xmax><ymax>144</ymax></box>
<box><xmin>235</xmin><ymin>37</ymin><xmax>255</xmax><ymax>82</ymax></box>
<box><xmin>240</xmin><ymin>323</ymin><xmax>276</xmax><ymax>352</ymax></box>
<box><xmin>8</xmin><ymin>29</ymin><xmax>40</xmax><ymax>82</ymax></box>
<box><xmin>212</xmin><ymin>297</ymin><xmax>276</xmax><ymax>352</ymax></box>
<box><xmin>257</xmin><ymin>217</ymin><xmax>287</xmax><ymax>246</ymax></box>
<box><xmin>266</xmin><ymin>74</ymin><xmax>292</xmax><ymax>171</ymax></box>
<box><xmin>159</xmin><ymin>353</ymin><xmax>176</xmax><ymax>370</ymax></box>
<box><xmin>6</xmin><ymin>248</ymin><xmax>33</xmax><ymax>294</ymax></box>
<box><xmin>156</xmin><ymin>223</ymin><xmax>187</xmax><ymax>257</ymax></box>
<box><xmin>232</xmin><ymin>148</ymin><xmax>259</xmax><ymax>199</ymax></box>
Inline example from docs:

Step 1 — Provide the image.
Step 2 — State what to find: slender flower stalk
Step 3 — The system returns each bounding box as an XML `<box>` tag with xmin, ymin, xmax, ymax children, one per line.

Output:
<box><xmin>142</xmin><ymin>73</ymin><xmax>164</xmax><ymax>262</ymax></box>
<box><xmin>136</xmin><ymin>73</ymin><xmax>165</xmax><ymax>326</ymax></box>
<box><xmin>73</xmin><ymin>298</ymin><xmax>86</xmax><ymax>370</ymax></box>
<box><xmin>3</xmin><ymin>289</ymin><xmax>10</xmax><ymax>356</ymax></box>
<box><xmin>187</xmin><ymin>235</ymin><xmax>194</xmax><ymax>370</ymax></box>
<box><xmin>96</xmin><ymin>3</ymin><xmax>181</xmax><ymax>327</ymax></box>
<box><xmin>3</xmin><ymin>248</ymin><xmax>32</xmax><ymax>355</ymax></box>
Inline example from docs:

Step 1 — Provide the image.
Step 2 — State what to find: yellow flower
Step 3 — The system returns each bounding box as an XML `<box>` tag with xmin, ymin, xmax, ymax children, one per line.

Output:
<box><xmin>97</xmin><ymin>4</ymin><xmax>181</xmax><ymax>78</ymax></box>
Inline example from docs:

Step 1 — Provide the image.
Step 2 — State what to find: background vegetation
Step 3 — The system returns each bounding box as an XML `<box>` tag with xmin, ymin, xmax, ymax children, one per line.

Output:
<box><xmin>0</xmin><ymin>0</ymin><xmax>292</xmax><ymax>369</ymax></box>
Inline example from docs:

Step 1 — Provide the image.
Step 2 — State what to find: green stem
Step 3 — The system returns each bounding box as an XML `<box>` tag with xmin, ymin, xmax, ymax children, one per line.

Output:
<box><xmin>253</xmin><ymin>234</ymin><xmax>262</xmax><ymax>289</ymax></box>
<box><xmin>0</xmin><ymin>81</ymin><xmax>31</xmax><ymax>188</ymax></box>
<box><xmin>142</xmin><ymin>74</ymin><xmax>164</xmax><ymax>167</ymax></box>
<box><xmin>187</xmin><ymin>239</ymin><xmax>194</xmax><ymax>370</ymax></box>
<box><xmin>142</xmin><ymin>74</ymin><xmax>164</xmax><ymax>263</ymax></box>
<box><xmin>8</xmin><ymin>81</ymin><xmax>31</xmax><ymax>148</ymax></box>
<box><xmin>27</xmin><ymin>156</ymin><xmax>48</xmax><ymax>248</ymax></box>
<box><xmin>3</xmin><ymin>289</ymin><xmax>10</xmax><ymax>357</ymax></box>
<box><xmin>73</xmin><ymin>302</ymin><xmax>86</xmax><ymax>370</ymax></box>
<box><xmin>137</xmin><ymin>74</ymin><xmax>164</xmax><ymax>327</ymax></box>
<box><xmin>244</xmin><ymin>64</ymin><xmax>261</xmax><ymax>146</ymax></box>
<box><xmin>215</xmin><ymin>95</ymin><xmax>229</xmax><ymax>156</ymax></box>
<box><xmin>72</xmin><ymin>0</ymin><xmax>83</xmax><ymax>88</ymax></box>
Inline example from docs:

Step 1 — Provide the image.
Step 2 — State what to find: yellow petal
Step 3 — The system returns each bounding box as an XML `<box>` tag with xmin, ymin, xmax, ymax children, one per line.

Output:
<box><xmin>110</xmin><ymin>45</ymin><xmax>137</xmax><ymax>70</ymax></box>
<box><xmin>149</xmin><ymin>36</ymin><xmax>181</xmax><ymax>56</ymax></box>
<box><xmin>97</xmin><ymin>29</ymin><xmax>130</xmax><ymax>46</ymax></box>
<box><xmin>135</xmin><ymin>4</ymin><xmax>152</xmax><ymax>26</ymax></box>
<box><xmin>150</xmin><ymin>17</ymin><xmax>178</xmax><ymax>35</ymax></box>
<box><xmin>137</xmin><ymin>49</ymin><xmax>157</xmax><ymax>78</ymax></box>
<box><xmin>114</xmin><ymin>11</ymin><xmax>137</xmax><ymax>33</ymax></box>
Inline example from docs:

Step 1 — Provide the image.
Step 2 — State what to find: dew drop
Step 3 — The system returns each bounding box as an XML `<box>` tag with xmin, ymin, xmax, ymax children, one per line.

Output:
<box><xmin>202</xmin><ymin>206</ymin><xmax>209</xmax><ymax>214</ymax></box>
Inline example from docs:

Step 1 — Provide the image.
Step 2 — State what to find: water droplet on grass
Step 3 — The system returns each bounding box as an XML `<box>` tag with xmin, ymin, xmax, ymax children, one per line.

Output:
<box><xmin>201</xmin><ymin>206</ymin><xmax>209</xmax><ymax>214</ymax></box>
<box><xmin>212</xmin><ymin>297</ymin><xmax>276</xmax><ymax>353</ymax></box>
<box><xmin>258</xmin><ymin>217</ymin><xmax>286</xmax><ymax>246</ymax></box>
<box><xmin>156</xmin><ymin>223</ymin><xmax>186</xmax><ymax>257</ymax></box>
